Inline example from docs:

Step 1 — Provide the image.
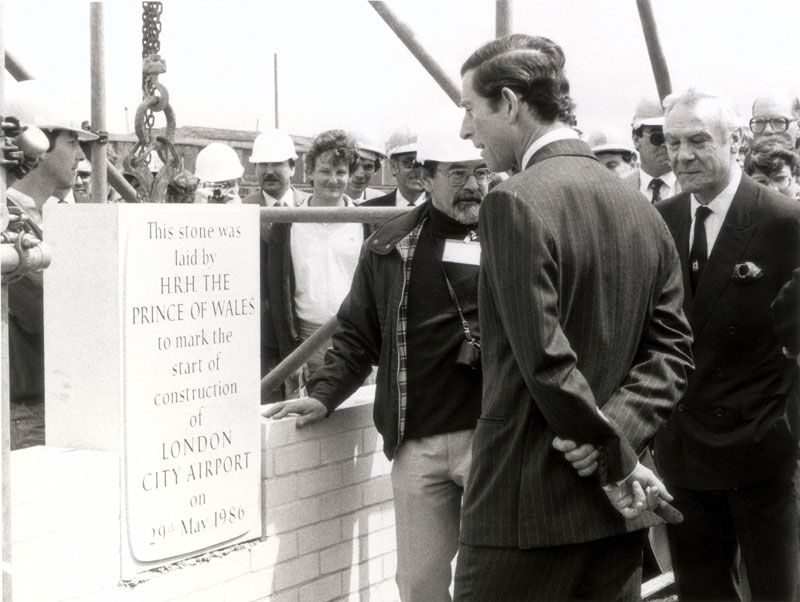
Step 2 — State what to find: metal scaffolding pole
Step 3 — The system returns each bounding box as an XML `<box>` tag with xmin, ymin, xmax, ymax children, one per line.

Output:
<box><xmin>496</xmin><ymin>0</ymin><xmax>513</xmax><ymax>37</ymax></box>
<box><xmin>635</xmin><ymin>0</ymin><xmax>672</xmax><ymax>101</ymax></box>
<box><xmin>368</xmin><ymin>1</ymin><xmax>461</xmax><ymax>106</ymax></box>
<box><xmin>90</xmin><ymin>2</ymin><xmax>108</xmax><ymax>204</ymax></box>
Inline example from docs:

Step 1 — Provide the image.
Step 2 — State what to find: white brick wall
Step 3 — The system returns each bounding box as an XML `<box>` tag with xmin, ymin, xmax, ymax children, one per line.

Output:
<box><xmin>10</xmin><ymin>387</ymin><xmax>400</xmax><ymax>602</ymax></box>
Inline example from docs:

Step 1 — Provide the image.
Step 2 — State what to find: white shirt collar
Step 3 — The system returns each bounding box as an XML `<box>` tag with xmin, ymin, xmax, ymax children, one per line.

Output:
<box><xmin>396</xmin><ymin>189</ymin><xmax>424</xmax><ymax>207</ymax></box>
<box><xmin>640</xmin><ymin>169</ymin><xmax>677</xmax><ymax>191</ymax></box>
<box><xmin>262</xmin><ymin>188</ymin><xmax>294</xmax><ymax>207</ymax></box>
<box><xmin>690</xmin><ymin>163</ymin><xmax>741</xmax><ymax>221</ymax></box>
<box><xmin>521</xmin><ymin>127</ymin><xmax>580</xmax><ymax>171</ymax></box>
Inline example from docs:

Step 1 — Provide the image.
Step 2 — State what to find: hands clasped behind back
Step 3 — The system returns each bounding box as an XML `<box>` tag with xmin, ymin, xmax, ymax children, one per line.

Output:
<box><xmin>262</xmin><ymin>397</ymin><xmax>327</xmax><ymax>427</ymax></box>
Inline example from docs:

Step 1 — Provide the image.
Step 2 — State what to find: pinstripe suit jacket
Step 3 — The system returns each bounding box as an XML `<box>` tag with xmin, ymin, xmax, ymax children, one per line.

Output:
<box><xmin>460</xmin><ymin>138</ymin><xmax>694</xmax><ymax>548</ymax></box>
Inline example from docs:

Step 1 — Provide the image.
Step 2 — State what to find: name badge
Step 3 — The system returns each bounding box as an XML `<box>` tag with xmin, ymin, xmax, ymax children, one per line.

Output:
<box><xmin>442</xmin><ymin>240</ymin><xmax>481</xmax><ymax>266</ymax></box>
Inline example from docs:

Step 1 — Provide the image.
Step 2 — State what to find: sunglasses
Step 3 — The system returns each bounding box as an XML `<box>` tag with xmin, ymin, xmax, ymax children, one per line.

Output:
<box><xmin>644</xmin><ymin>130</ymin><xmax>666</xmax><ymax>146</ymax></box>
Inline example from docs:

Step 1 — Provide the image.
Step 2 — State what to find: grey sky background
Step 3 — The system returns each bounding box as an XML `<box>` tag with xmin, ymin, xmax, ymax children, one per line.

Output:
<box><xmin>4</xmin><ymin>1</ymin><xmax>798</xmax><ymax>143</ymax></box>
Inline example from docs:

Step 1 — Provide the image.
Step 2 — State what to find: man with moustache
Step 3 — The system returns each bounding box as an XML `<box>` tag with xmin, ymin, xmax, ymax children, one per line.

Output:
<box><xmin>243</xmin><ymin>128</ymin><xmax>308</xmax><ymax>393</ymax></box>
<box><xmin>454</xmin><ymin>34</ymin><xmax>693</xmax><ymax>600</ymax></box>
<box><xmin>750</xmin><ymin>89</ymin><xmax>800</xmax><ymax>150</ymax></box>
<box><xmin>623</xmin><ymin>97</ymin><xmax>681</xmax><ymax>203</ymax></box>
<box><xmin>4</xmin><ymin>79</ymin><xmax>98</xmax><ymax>448</ymax></box>
<box><xmin>362</xmin><ymin>126</ymin><xmax>425</xmax><ymax>208</ymax></box>
<box><xmin>265</xmin><ymin>109</ymin><xmax>488</xmax><ymax>601</ymax></box>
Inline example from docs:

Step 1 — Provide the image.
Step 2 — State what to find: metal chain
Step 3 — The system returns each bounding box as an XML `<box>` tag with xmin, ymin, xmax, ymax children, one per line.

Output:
<box><xmin>141</xmin><ymin>2</ymin><xmax>163</xmax><ymax>159</ymax></box>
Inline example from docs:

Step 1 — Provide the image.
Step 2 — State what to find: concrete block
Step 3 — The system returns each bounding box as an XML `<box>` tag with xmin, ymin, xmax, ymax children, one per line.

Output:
<box><xmin>297</xmin><ymin>517</ymin><xmax>342</xmax><ymax>555</ymax></box>
<box><xmin>272</xmin><ymin>552</ymin><xmax>320</xmax><ymax>592</ymax></box>
<box><xmin>250</xmin><ymin>535</ymin><xmax>298</xmax><ymax>570</ymax></box>
<box><xmin>345</xmin><ymin>555</ymin><xmax>385</xmax><ymax>591</ymax></box>
<box><xmin>319</xmin><ymin>430</ymin><xmax>361</xmax><ymax>464</ymax></box>
<box><xmin>360</xmin><ymin>526</ymin><xmax>397</xmax><ymax>560</ymax></box>
<box><xmin>257</xmin><ymin>587</ymin><xmax>299</xmax><ymax>602</ymax></box>
<box><xmin>362</xmin><ymin>474</ymin><xmax>394</xmax><ymax>506</ymax></box>
<box><xmin>382</xmin><ymin>551</ymin><xmax>398</xmax><ymax>580</ymax></box>
<box><xmin>319</xmin><ymin>484</ymin><xmax>363</xmax><ymax>521</ymax></box>
<box><xmin>196</xmin><ymin>547</ymin><xmax>252</xmax><ymax>588</ymax></box>
<box><xmin>119</xmin><ymin>563</ymin><xmax>202</xmax><ymax>602</ymax></box>
<box><xmin>343</xmin><ymin>505</ymin><xmax>385</xmax><ymax>536</ymax></box>
<box><xmin>296</xmin><ymin>463</ymin><xmax>343</xmax><ymax>499</ymax></box>
<box><xmin>168</xmin><ymin>582</ymin><xmax>226</xmax><ymax>602</ymax></box>
<box><xmin>320</xmin><ymin>540</ymin><xmax>357</xmax><ymax>574</ymax></box>
<box><xmin>264</xmin><ymin>497</ymin><xmax>320</xmax><ymax>535</ymax></box>
<box><xmin>261</xmin><ymin>447</ymin><xmax>275</xmax><ymax>479</ymax></box>
<box><xmin>222</xmin><ymin>567</ymin><xmax>274</xmax><ymax>602</ymax></box>
<box><xmin>361</xmin><ymin>428</ymin><xmax>383</xmax><ymax>453</ymax></box>
<box><xmin>298</xmin><ymin>572</ymin><xmax>343</xmax><ymax>602</ymax></box>
<box><xmin>273</xmin><ymin>440</ymin><xmax>321</xmax><ymax>475</ymax></box>
<box><xmin>341</xmin><ymin>452</ymin><xmax>392</xmax><ymax>486</ymax></box>
<box><xmin>264</xmin><ymin>473</ymin><xmax>298</xmax><ymax>508</ymax></box>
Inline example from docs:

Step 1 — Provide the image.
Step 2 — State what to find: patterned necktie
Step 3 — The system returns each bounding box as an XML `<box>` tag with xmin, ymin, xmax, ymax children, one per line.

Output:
<box><xmin>689</xmin><ymin>205</ymin><xmax>712</xmax><ymax>292</ymax></box>
<box><xmin>650</xmin><ymin>178</ymin><xmax>665</xmax><ymax>203</ymax></box>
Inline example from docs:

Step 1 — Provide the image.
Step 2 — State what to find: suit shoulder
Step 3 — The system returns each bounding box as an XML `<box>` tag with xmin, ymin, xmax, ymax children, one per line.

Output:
<box><xmin>654</xmin><ymin>192</ymin><xmax>688</xmax><ymax>216</ymax></box>
<box><xmin>361</xmin><ymin>191</ymin><xmax>395</xmax><ymax>207</ymax></box>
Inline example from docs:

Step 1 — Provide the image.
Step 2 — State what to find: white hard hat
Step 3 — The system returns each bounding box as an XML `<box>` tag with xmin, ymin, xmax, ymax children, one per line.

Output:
<box><xmin>195</xmin><ymin>142</ymin><xmax>244</xmax><ymax>182</ymax></box>
<box><xmin>250</xmin><ymin>129</ymin><xmax>297</xmax><ymax>163</ymax></box>
<box><xmin>585</xmin><ymin>127</ymin><xmax>635</xmax><ymax>154</ymax></box>
<box><xmin>5</xmin><ymin>80</ymin><xmax>98</xmax><ymax>141</ymax></box>
<box><xmin>76</xmin><ymin>159</ymin><xmax>92</xmax><ymax>173</ymax></box>
<box><xmin>385</xmin><ymin>126</ymin><xmax>418</xmax><ymax>157</ymax></box>
<box><xmin>631</xmin><ymin>97</ymin><xmax>665</xmax><ymax>129</ymax></box>
<box><xmin>351</xmin><ymin>130</ymin><xmax>386</xmax><ymax>159</ymax></box>
<box><xmin>416</xmin><ymin>107</ymin><xmax>483</xmax><ymax>163</ymax></box>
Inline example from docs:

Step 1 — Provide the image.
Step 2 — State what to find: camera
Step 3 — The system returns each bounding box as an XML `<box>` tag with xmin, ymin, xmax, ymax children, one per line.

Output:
<box><xmin>209</xmin><ymin>187</ymin><xmax>225</xmax><ymax>203</ymax></box>
<box><xmin>456</xmin><ymin>339</ymin><xmax>481</xmax><ymax>371</ymax></box>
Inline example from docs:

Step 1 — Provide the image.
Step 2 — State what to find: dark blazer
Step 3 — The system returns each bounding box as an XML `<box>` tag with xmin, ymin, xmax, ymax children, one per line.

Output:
<box><xmin>360</xmin><ymin>190</ymin><xmax>396</xmax><ymax>207</ymax></box>
<box><xmin>772</xmin><ymin>267</ymin><xmax>800</xmax><ymax>357</ymax></box>
<box><xmin>460</xmin><ymin>138</ymin><xmax>694</xmax><ymax>549</ymax></box>
<box><xmin>654</xmin><ymin>176</ymin><xmax>800</xmax><ymax>489</ymax></box>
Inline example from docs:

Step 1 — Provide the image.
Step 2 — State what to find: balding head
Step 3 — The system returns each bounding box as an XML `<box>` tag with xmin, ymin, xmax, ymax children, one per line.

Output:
<box><xmin>750</xmin><ymin>89</ymin><xmax>800</xmax><ymax>149</ymax></box>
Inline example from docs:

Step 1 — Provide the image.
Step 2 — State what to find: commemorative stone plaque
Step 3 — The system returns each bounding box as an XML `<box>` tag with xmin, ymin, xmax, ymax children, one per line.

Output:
<box><xmin>44</xmin><ymin>204</ymin><xmax>262</xmax><ymax>577</ymax></box>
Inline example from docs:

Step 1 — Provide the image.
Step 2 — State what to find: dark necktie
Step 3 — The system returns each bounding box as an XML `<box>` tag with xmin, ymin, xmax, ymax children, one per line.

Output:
<box><xmin>407</xmin><ymin>200</ymin><xmax>416</xmax><ymax>207</ymax></box>
<box><xmin>650</xmin><ymin>178</ymin><xmax>665</xmax><ymax>203</ymax></box>
<box><xmin>689</xmin><ymin>205</ymin><xmax>712</xmax><ymax>292</ymax></box>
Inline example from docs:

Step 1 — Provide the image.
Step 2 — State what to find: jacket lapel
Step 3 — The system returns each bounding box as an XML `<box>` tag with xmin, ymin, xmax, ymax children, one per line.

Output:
<box><xmin>689</xmin><ymin>177</ymin><xmax>758</xmax><ymax>336</ymax></box>
<box><xmin>662</xmin><ymin>197</ymin><xmax>693</xmax><ymax>315</ymax></box>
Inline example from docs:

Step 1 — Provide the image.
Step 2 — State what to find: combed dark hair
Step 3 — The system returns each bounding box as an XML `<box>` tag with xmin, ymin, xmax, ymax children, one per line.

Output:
<box><xmin>306</xmin><ymin>129</ymin><xmax>359</xmax><ymax>175</ymax></box>
<box><xmin>460</xmin><ymin>34</ymin><xmax>576</xmax><ymax>125</ymax></box>
<box><xmin>744</xmin><ymin>138</ymin><xmax>800</xmax><ymax>178</ymax></box>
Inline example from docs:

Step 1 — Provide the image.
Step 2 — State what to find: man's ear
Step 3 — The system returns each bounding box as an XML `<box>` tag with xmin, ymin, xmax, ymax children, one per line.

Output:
<box><xmin>500</xmin><ymin>87</ymin><xmax>520</xmax><ymax>121</ymax></box>
<box><xmin>421</xmin><ymin>170</ymin><xmax>433</xmax><ymax>194</ymax></box>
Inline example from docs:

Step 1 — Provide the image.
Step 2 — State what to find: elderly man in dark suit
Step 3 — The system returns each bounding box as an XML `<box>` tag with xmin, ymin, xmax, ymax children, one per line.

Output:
<box><xmin>654</xmin><ymin>87</ymin><xmax>800</xmax><ymax>601</ymax></box>
<box><xmin>452</xmin><ymin>34</ymin><xmax>694</xmax><ymax>600</ymax></box>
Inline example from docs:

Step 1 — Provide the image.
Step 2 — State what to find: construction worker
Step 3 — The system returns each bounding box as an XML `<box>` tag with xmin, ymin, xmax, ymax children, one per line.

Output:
<box><xmin>194</xmin><ymin>142</ymin><xmax>244</xmax><ymax>204</ymax></box>
<box><xmin>362</xmin><ymin>126</ymin><xmax>425</xmax><ymax>208</ymax></box>
<box><xmin>347</xmin><ymin>131</ymin><xmax>385</xmax><ymax>202</ymax></box>
<box><xmin>624</xmin><ymin>97</ymin><xmax>680</xmax><ymax>202</ymax></box>
<box><xmin>265</xmin><ymin>109</ymin><xmax>488</xmax><ymax>601</ymax></box>
<box><xmin>4</xmin><ymin>79</ymin><xmax>97</xmax><ymax>449</ymax></box>
<box><xmin>243</xmin><ymin>128</ymin><xmax>308</xmax><ymax>208</ymax></box>
<box><xmin>585</xmin><ymin>126</ymin><xmax>638</xmax><ymax>178</ymax></box>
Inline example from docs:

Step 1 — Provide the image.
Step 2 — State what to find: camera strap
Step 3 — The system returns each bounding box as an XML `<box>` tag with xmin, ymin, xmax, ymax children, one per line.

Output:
<box><xmin>428</xmin><ymin>225</ymin><xmax>479</xmax><ymax>346</ymax></box>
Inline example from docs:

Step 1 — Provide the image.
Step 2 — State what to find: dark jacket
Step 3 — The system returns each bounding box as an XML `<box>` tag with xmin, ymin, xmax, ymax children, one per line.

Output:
<box><xmin>654</xmin><ymin>175</ymin><xmax>800</xmax><ymax>489</ymax></box>
<box><xmin>307</xmin><ymin>202</ymin><xmax>432</xmax><ymax>459</ymax></box>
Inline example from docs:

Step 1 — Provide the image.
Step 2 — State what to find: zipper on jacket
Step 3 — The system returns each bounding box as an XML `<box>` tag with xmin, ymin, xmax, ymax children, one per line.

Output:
<box><xmin>393</xmin><ymin>255</ymin><xmax>408</xmax><ymax>457</ymax></box>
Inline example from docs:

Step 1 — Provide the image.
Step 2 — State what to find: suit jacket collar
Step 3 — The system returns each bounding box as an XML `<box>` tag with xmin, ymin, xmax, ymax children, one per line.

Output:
<box><xmin>663</xmin><ymin>175</ymin><xmax>759</xmax><ymax>336</ymax></box>
<box><xmin>524</xmin><ymin>138</ymin><xmax>598</xmax><ymax>170</ymax></box>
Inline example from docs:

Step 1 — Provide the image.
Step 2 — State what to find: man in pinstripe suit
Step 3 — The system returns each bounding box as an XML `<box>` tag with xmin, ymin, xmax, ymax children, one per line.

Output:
<box><xmin>453</xmin><ymin>34</ymin><xmax>694</xmax><ymax>600</ymax></box>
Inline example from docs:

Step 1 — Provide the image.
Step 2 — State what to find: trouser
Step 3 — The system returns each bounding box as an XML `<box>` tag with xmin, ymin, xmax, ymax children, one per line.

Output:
<box><xmin>10</xmin><ymin>400</ymin><xmax>45</xmax><ymax>450</ymax></box>
<box><xmin>453</xmin><ymin>530</ymin><xmax>647</xmax><ymax>601</ymax></box>
<box><xmin>666</xmin><ymin>465</ymin><xmax>800</xmax><ymax>601</ymax></box>
<box><xmin>391</xmin><ymin>429</ymin><xmax>474</xmax><ymax>602</ymax></box>
<box><xmin>295</xmin><ymin>318</ymin><xmax>331</xmax><ymax>385</ymax></box>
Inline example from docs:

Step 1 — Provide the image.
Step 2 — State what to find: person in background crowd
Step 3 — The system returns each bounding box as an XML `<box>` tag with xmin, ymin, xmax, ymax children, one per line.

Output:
<box><xmin>744</xmin><ymin>138</ymin><xmax>800</xmax><ymax>200</ymax></box>
<box><xmin>454</xmin><ymin>34</ymin><xmax>693</xmax><ymax>600</ymax></box>
<box><xmin>750</xmin><ymin>89</ymin><xmax>800</xmax><ymax>150</ymax></box>
<box><xmin>193</xmin><ymin>142</ymin><xmax>244</xmax><ymax>204</ymax></box>
<box><xmin>243</xmin><ymin>129</ymin><xmax>309</xmax><ymax>398</ymax></box>
<box><xmin>266</xmin><ymin>130</ymin><xmax>366</xmax><ymax>385</ymax></box>
<box><xmin>585</xmin><ymin>126</ymin><xmax>638</xmax><ymax>177</ymax></box>
<box><xmin>347</xmin><ymin>131</ymin><xmax>385</xmax><ymax>202</ymax></box>
<box><xmin>737</xmin><ymin>126</ymin><xmax>753</xmax><ymax>167</ymax></box>
<box><xmin>654</xmin><ymin>87</ymin><xmax>800</xmax><ymax>601</ymax></box>
<box><xmin>265</xmin><ymin>108</ymin><xmax>488</xmax><ymax>601</ymax></box>
<box><xmin>4</xmin><ymin>79</ymin><xmax>98</xmax><ymax>449</ymax></box>
<box><xmin>623</xmin><ymin>97</ymin><xmax>680</xmax><ymax>202</ymax></box>
<box><xmin>362</xmin><ymin>126</ymin><xmax>425</xmax><ymax>208</ymax></box>
<box><xmin>71</xmin><ymin>159</ymin><xmax>92</xmax><ymax>203</ymax></box>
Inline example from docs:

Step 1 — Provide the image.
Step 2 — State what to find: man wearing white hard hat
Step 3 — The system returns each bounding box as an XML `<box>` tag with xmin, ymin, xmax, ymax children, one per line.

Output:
<box><xmin>346</xmin><ymin>130</ymin><xmax>385</xmax><ymax>202</ymax></box>
<box><xmin>265</xmin><ymin>107</ymin><xmax>489</xmax><ymax>601</ymax></box>
<box><xmin>72</xmin><ymin>159</ymin><xmax>92</xmax><ymax>203</ymax></box>
<box><xmin>243</xmin><ymin>128</ymin><xmax>308</xmax><ymax>208</ymax></box>
<box><xmin>194</xmin><ymin>142</ymin><xmax>244</xmax><ymax>204</ymax></box>
<box><xmin>623</xmin><ymin>96</ymin><xmax>680</xmax><ymax>203</ymax></box>
<box><xmin>585</xmin><ymin>126</ymin><xmax>638</xmax><ymax>178</ymax></box>
<box><xmin>4</xmin><ymin>79</ymin><xmax>98</xmax><ymax>449</ymax></box>
<box><xmin>362</xmin><ymin>126</ymin><xmax>425</xmax><ymax>209</ymax></box>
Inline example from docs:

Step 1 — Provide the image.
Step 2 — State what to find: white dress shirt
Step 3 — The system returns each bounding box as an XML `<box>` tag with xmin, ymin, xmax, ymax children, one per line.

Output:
<box><xmin>689</xmin><ymin>165</ymin><xmax>741</xmax><ymax>255</ymax></box>
<box><xmin>639</xmin><ymin>170</ymin><xmax>679</xmax><ymax>203</ymax></box>
<box><xmin>262</xmin><ymin>188</ymin><xmax>294</xmax><ymax>207</ymax></box>
<box><xmin>395</xmin><ymin>189</ymin><xmax>424</xmax><ymax>207</ymax></box>
<box><xmin>521</xmin><ymin>127</ymin><xmax>580</xmax><ymax>171</ymax></box>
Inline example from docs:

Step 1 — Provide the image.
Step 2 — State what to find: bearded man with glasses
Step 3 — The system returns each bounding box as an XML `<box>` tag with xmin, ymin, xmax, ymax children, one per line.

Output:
<box><xmin>623</xmin><ymin>96</ymin><xmax>681</xmax><ymax>203</ymax></box>
<box><xmin>750</xmin><ymin>89</ymin><xmax>800</xmax><ymax>150</ymax></box>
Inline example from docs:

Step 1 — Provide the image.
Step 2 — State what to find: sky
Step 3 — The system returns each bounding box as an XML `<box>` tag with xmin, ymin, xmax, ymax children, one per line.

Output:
<box><xmin>3</xmin><ymin>0</ymin><xmax>800</xmax><ymax>145</ymax></box>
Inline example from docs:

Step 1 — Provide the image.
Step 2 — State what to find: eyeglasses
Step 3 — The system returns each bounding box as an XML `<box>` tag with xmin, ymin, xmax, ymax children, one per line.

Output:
<box><xmin>396</xmin><ymin>156</ymin><xmax>419</xmax><ymax>169</ymax></box>
<box><xmin>446</xmin><ymin>168</ymin><xmax>492</xmax><ymax>187</ymax></box>
<box><xmin>749</xmin><ymin>117</ymin><xmax>797</xmax><ymax>134</ymax></box>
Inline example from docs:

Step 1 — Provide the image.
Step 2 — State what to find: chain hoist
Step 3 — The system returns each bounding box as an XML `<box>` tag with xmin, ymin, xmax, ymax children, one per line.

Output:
<box><xmin>123</xmin><ymin>1</ymin><xmax>197</xmax><ymax>203</ymax></box>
